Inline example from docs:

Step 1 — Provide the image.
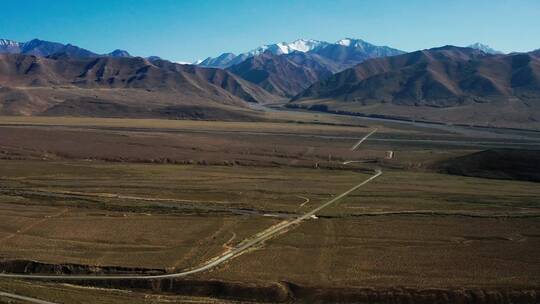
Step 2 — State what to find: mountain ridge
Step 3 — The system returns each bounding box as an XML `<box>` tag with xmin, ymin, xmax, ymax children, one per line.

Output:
<box><xmin>226</xmin><ymin>51</ymin><xmax>336</xmax><ymax>97</ymax></box>
<box><xmin>289</xmin><ymin>46</ymin><xmax>540</xmax><ymax>129</ymax></box>
<box><xmin>467</xmin><ymin>42</ymin><xmax>503</xmax><ymax>54</ymax></box>
<box><xmin>198</xmin><ymin>38</ymin><xmax>404</xmax><ymax>69</ymax></box>
<box><xmin>221</xmin><ymin>38</ymin><xmax>405</xmax><ymax>97</ymax></box>
<box><xmin>1</xmin><ymin>38</ymin><xmax>133</xmax><ymax>58</ymax></box>
<box><xmin>0</xmin><ymin>53</ymin><xmax>278</xmax><ymax>118</ymax></box>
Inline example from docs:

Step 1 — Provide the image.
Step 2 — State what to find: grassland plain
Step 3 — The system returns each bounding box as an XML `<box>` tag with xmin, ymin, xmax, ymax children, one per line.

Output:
<box><xmin>0</xmin><ymin>114</ymin><xmax>539</xmax><ymax>303</ymax></box>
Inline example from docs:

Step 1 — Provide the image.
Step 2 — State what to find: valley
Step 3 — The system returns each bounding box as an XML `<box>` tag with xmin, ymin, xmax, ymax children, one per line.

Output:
<box><xmin>0</xmin><ymin>112</ymin><xmax>539</xmax><ymax>303</ymax></box>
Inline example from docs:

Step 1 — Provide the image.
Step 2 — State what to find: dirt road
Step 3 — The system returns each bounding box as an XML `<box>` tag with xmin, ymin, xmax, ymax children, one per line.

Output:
<box><xmin>0</xmin><ymin>130</ymin><xmax>379</xmax><ymax>281</ymax></box>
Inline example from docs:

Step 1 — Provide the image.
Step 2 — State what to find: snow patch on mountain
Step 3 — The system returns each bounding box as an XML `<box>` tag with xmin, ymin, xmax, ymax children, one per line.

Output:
<box><xmin>336</xmin><ymin>38</ymin><xmax>353</xmax><ymax>47</ymax></box>
<box><xmin>197</xmin><ymin>37</ymin><xmax>406</xmax><ymax>69</ymax></box>
<box><xmin>468</xmin><ymin>43</ymin><xmax>503</xmax><ymax>54</ymax></box>
<box><xmin>0</xmin><ymin>39</ymin><xmax>22</xmax><ymax>53</ymax></box>
<box><xmin>0</xmin><ymin>39</ymin><xmax>20</xmax><ymax>47</ymax></box>
<box><xmin>198</xmin><ymin>39</ymin><xmax>330</xmax><ymax>68</ymax></box>
<box><xmin>248</xmin><ymin>39</ymin><xmax>328</xmax><ymax>57</ymax></box>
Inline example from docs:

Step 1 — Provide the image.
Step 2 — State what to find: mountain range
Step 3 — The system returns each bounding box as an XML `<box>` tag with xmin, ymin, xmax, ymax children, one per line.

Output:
<box><xmin>198</xmin><ymin>39</ymin><xmax>329</xmax><ymax>68</ymax></box>
<box><xmin>198</xmin><ymin>38</ymin><xmax>405</xmax><ymax>69</ymax></box>
<box><xmin>201</xmin><ymin>39</ymin><xmax>508</xmax><ymax>98</ymax></box>
<box><xmin>0</xmin><ymin>37</ymin><xmax>539</xmax><ymax>128</ymax></box>
<box><xmin>226</xmin><ymin>51</ymin><xmax>336</xmax><ymax>98</ymax></box>
<box><xmin>208</xmin><ymin>38</ymin><xmax>406</xmax><ymax>97</ymax></box>
<box><xmin>291</xmin><ymin>46</ymin><xmax>540</xmax><ymax>128</ymax></box>
<box><xmin>0</xmin><ymin>53</ymin><xmax>276</xmax><ymax>119</ymax></box>
<box><xmin>0</xmin><ymin>38</ymin><xmax>134</xmax><ymax>59</ymax></box>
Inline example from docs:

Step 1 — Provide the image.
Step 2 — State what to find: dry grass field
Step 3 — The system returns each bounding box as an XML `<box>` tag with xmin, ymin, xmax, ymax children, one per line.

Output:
<box><xmin>0</xmin><ymin>113</ymin><xmax>539</xmax><ymax>302</ymax></box>
<box><xmin>0</xmin><ymin>160</ymin><xmax>367</xmax><ymax>269</ymax></box>
<box><xmin>0</xmin><ymin>279</ymin><xmax>242</xmax><ymax>304</ymax></box>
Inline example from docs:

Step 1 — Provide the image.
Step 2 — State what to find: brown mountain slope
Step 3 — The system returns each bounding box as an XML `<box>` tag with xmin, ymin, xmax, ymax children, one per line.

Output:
<box><xmin>290</xmin><ymin>46</ymin><xmax>540</xmax><ymax>129</ymax></box>
<box><xmin>227</xmin><ymin>51</ymin><xmax>335</xmax><ymax>98</ymax></box>
<box><xmin>0</xmin><ymin>38</ymin><xmax>99</xmax><ymax>58</ymax></box>
<box><xmin>0</xmin><ymin>54</ymin><xmax>278</xmax><ymax>118</ymax></box>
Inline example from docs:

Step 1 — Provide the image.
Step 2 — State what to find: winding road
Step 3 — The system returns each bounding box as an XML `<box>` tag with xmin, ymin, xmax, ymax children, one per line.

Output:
<box><xmin>0</xmin><ymin>129</ymin><xmax>379</xmax><ymax>281</ymax></box>
<box><xmin>296</xmin><ymin>195</ymin><xmax>310</xmax><ymax>207</ymax></box>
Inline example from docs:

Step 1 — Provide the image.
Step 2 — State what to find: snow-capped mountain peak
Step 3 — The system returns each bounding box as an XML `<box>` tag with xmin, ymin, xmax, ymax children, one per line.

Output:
<box><xmin>197</xmin><ymin>37</ymin><xmax>405</xmax><ymax>69</ymax></box>
<box><xmin>283</xmin><ymin>38</ymin><xmax>327</xmax><ymax>53</ymax></box>
<box><xmin>249</xmin><ymin>39</ymin><xmax>328</xmax><ymax>56</ymax></box>
<box><xmin>336</xmin><ymin>38</ymin><xmax>370</xmax><ymax>48</ymax></box>
<box><xmin>336</xmin><ymin>38</ymin><xmax>353</xmax><ymax>47</ymax></box>
<box><xmin>468</xmin><ymin>43</ymin><xmax>503</xmax><ymax>54</ymax></box>
<box><xmin>0</xmin><ymin>39</ymin><xmax>22</xmax><ymax>54</ymax></box>
<box><xmin>0</xmin><ymin>39</ymin><xmax>20</xmax><ymax>47</ymax></box>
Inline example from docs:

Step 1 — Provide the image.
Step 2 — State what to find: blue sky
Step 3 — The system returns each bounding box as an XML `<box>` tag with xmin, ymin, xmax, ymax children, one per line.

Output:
<box><xmin>1</xmin><ymin>0</ymin><xmax>539</xmax><ymax>62</ymax></box>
